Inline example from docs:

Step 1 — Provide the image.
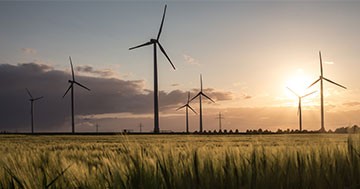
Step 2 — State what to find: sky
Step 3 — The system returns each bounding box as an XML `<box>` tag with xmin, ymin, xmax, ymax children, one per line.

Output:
<box><xmin>1</xmin><ymin>1</ymin><xmax>360</xmax><ymax>133</ymax></box>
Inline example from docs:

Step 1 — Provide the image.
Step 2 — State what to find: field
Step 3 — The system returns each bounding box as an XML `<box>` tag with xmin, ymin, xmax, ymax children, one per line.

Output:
<box><xmin>0</xmin><ymin>134</ymin><xmax>359</xmax><ymax>189</ymax></box>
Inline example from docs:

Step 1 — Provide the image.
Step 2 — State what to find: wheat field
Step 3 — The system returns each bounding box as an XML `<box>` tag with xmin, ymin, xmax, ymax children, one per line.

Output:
<box><xmin>0</xmin><ymin>134</ymin><xmax>359</xmax><ymax>189</ymax></box>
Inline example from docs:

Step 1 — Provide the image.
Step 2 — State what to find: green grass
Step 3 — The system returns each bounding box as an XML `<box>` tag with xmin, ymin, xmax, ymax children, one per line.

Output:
<box><xmin>0</xmin><ymin>134</ymin><xmax>359</xmax><ymax>189</ymax></box>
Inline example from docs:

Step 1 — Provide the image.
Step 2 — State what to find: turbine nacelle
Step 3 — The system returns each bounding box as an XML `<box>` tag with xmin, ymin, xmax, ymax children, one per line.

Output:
<box><xmin>26</xmin><ymin>88</ymin><xmax>43</xmax><ymax>102</ymax></box>
<box><xmin>177</xmin><ymin>92</ymin><xmax>197</xmax><ymax>114</ymax></box>
<box><xmin>128</xmin><ymin>4</ymin><xmax>172</xmax><ymax>133</ymax></box>
<box><xmin>307</xmin><ymin>51</ymin><xmax>347</xmax><ymax>132</ymax></box>
<box><xmin>63</xmin><ymin>57</ymin><xmax>90</xmax><ymax>98</ymax></box>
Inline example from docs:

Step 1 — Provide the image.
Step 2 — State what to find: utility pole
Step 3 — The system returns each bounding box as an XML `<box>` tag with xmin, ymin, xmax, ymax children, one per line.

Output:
<box><xmin>216</xmin><ymin>112</ymin><xmax>225</xmax><ymax>131</ymax></box>
<box><xmin>96</xmin><ymin>124</ymin><xmax>99</xmax><ymax>133</ymax></box>
<box><xmin>139</xmin><ymin>123</ymin><xmax>143</xmax><ymax>133</ymax></box>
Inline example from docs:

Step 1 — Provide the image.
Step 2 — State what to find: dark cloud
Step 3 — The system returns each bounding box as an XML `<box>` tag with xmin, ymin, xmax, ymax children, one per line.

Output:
<box><xmin>191</xmin><ymin>88</ymin><xmax>233</xmax><ymax>101</ymax></box>
<box><xmin>76</xmin><ymin>65</ymin><xmax>115</xmax><ymax>77</ymax></box>
<box><xmin>0</xmin><ymin>63</ymin><xmax>232</xmax><ymax>132</ymax></box>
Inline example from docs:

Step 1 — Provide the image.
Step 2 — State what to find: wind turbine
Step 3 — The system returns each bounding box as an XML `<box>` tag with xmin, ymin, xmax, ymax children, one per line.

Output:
<box><xmin>26</xmin><ymin>88</ymin><xmax>43</xmax><ymax>133</ymax></box>
<box><xmin>63</xmin><ymin>56</ymin><xmax>90</xmax><ymax>134</ymax></box>
<box><xmin>190</xmin><ymin>74</ymin><xmax>215</xmax><ymax>133</ymax></box>
<box><xmin>129</xmin><ymin>5</ymin><xmax>175</xmax><ymax>133</ymax></box>
<box><xmin>308</xmin><ymin>51</ymin><xmax>346</xmax><ymax>132</ymax></box>
<box><xmin>287</xmin><ymin>87</ymin><xmax>316</xmax><ymax>131</ymax></box>
<box><xmin>176</xmin><ymin>92</ymin><xmax>197</xmax><ymax>133</ymax></box>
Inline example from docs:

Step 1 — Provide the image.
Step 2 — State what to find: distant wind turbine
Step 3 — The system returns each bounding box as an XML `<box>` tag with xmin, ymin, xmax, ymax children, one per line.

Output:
<box><xmin>287</xmin><ymin>87</ymin><xmax>316</xmax><ymax>131</ymax></box>
<box><xmin>63</xmin><ymin>56</ymin><xmax>90</xmax><ymax>134</ymax></box>
<box><xmin>129</xmin><ymin>5</ymin><xmax>175</xmax><ymax>133</ymax></box>
<box><xmin>176</xmin><ymin>92</ymin><xmax>197</xmax><ymax>133</ymax></box>
<box><xmin>26</xmin><ymin>88</ymin><xmax>43</xmax><ymax>133</ymax></box>
<box><xmin>308</xmin><ymin>51</ymin><xmax>346</xmax><ymax>132</ymax></box>
<box><xmin>190</xmin><ymin>75</ymin><xmax>215</xmax><ymax>133</ymax></box>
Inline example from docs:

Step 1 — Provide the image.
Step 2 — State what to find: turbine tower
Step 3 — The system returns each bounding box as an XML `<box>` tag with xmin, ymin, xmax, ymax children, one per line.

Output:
<box><xmin>26</xmin><ymin>88</ymin><xmax>43</xmax><ymax>133</ymax></box>
<box><xmin>176</xmin><ymin>92</ymin><xmax>197</xmax><ymax>133</ymax></box>
<box><xmin>190</xmin><ymin>75</ymin><xmax>215</xmax><ymax>133</ymax></box>
<box><xmin>287</xmin><ymin>87</ymin><xmax>316</xmax><ymax>131</ymax></box>
<box><xmin>308</xmin><ymin>51</ymin><xmax>346</xmax><ymax>132</ymax></box>
<box><xmin>63</xmin><ymin>56</ymin><xmax>90</xmax><ymax>134</ymax></box>
<box><xmin>129</xmin><ymin>5</ymin><xmax>175</xmax><ymax>133</ymax></box>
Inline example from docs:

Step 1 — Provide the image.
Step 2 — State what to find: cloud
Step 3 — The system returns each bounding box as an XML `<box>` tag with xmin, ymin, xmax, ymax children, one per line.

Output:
<box><xmin>0</xmin><ymin>62</ymin><xmax>232</xmax><ymax>132</ymax></box>
<box><xmin>171</xmin><ymin>83</ymin><xmax>180</xmax><ymax>87</ymax></box>
<box><xmin>343</xmin><ymin>101</ymin><xmax>360</xmax><ymax>107</ymax></box>
<box><xmin>76</xmin><ymin>65</ymin><xmax>116</xmax><ymax>78</ymax></box>
<box><xmin>183</xmin><ymin>54</ymin><xmax>200</xmax><ymax>65</ymax></box>
<box><xmin>17</xmin><ymin>62</ymin><xmax>53</xmax><ymax>72</ymax></box>
<box><xmin>191</xmin><ymin>88</ymin><xmax>233</xmax><ymax>101</ymax></box>
<box><xmin>242</xmin><ymin>93</ymin><xmax>252</xmax><ymax>99</ymax></box>
<box><xmin>21</xmin><ymin>48</ymin><xmax>37</xmax><ymax>55</ymax></box>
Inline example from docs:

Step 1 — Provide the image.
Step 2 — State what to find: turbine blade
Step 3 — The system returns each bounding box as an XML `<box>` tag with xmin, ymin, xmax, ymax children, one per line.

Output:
<box><xmin>187</xmin><ymin>92</ymin><xmax>190</xmax><ymax>103</ymax></box>
<box><xmin>286</xmin><ymin>87</ymin><xmax>299</xmax><ymax>97</ymax></box>
<box><xmin>301</xmin><ymin>91</ymin><xmax>317</xmax><ymax>98</ymax></box>
<box><xmin>201</xmin><ymin>92</ymin><xmax>215</xmax><ymax>103</ymax></box>
<box><xmin>188</xmin><ymin>105</ymin><xmax>197</xmax><ymax>114</ymax></box>
<box><xmin>297</xmin><ymin>101</ymin><xmax>300</xmax><ymax>116</ymax></box>
<box><xmin>63</xmin><ymin>84</ymin><xmax>72</xmax><ymax>98</ymax></box>
<box><xmin>190</xmin><ymin>92</ymin><xmax>201</xmax><ymax>102</ymax></box>
<box><xmin>319</xmin><ymin>51</ymin><xmax>323</xmax><ymax>76</ymax></box>
<box><xmin>157</xmin><ymin>4</ymin><xmax>167</xmax><ymax>40</ymax></box>
<box><xmin>200</xmin><ymin>74</ymin><xmax>203</xmax><ymax>92</ymax></box>
<box><xmin>323</xmin><ymin>77</ymin><xmax>347</xmax><ymax>89</ymax></box>
<box><xmin>129</xmin><ymin>41</ymin><xmax>153</xmax><ymax>50</ymax></box>
<box><xmin>157</xmin><ymin>42</ymin><xmax>175</xmax><ymax>70</ymax></box>
<box><xmin>34</xmin><ymin>96</ymin><xmax>44</xmax><ymax>101</ymax></box>
<box><xmin>307</xmin><ymin>78</ymin><xmax>321</xmax><ymax>88</ymax></box>
<box><xmin>26</xmin><ymin>88</ymin><xmax>33</xmax><ymax>98</ymax></box>
<box><xmin>69</xmin><ymin>56</ymin><xmax>75</xmax><ymax>81</ymax></box>
<box><xmin>74</xmin><ymin>81</ymin><xmax>91</xmax><ymax>91</ymax></box>
<box><xmin>176</xmin><ymin>104</ymin><xmax>186</xmax><ymax>111</ymax></box>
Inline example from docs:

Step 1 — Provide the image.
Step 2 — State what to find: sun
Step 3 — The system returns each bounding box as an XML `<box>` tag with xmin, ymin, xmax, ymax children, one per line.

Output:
<box><xmin>284</xmin><ymin>69</ymin><xmax>315</xmax><ymax>99</ymax></box>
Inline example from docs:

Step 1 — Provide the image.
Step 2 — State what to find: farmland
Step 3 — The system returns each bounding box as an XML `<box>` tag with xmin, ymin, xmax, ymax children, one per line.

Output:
<box><xmin>0</xmin><ymin>134</ymin><xmax>359</xmax><ymax>189</ymax></box>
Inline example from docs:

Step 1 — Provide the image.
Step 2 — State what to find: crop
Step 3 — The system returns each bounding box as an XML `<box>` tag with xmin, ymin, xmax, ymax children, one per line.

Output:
<box><xmin>0</xmin><ymin>134</ymin><xmax>359</xmax><ymax>189</ymax></box>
